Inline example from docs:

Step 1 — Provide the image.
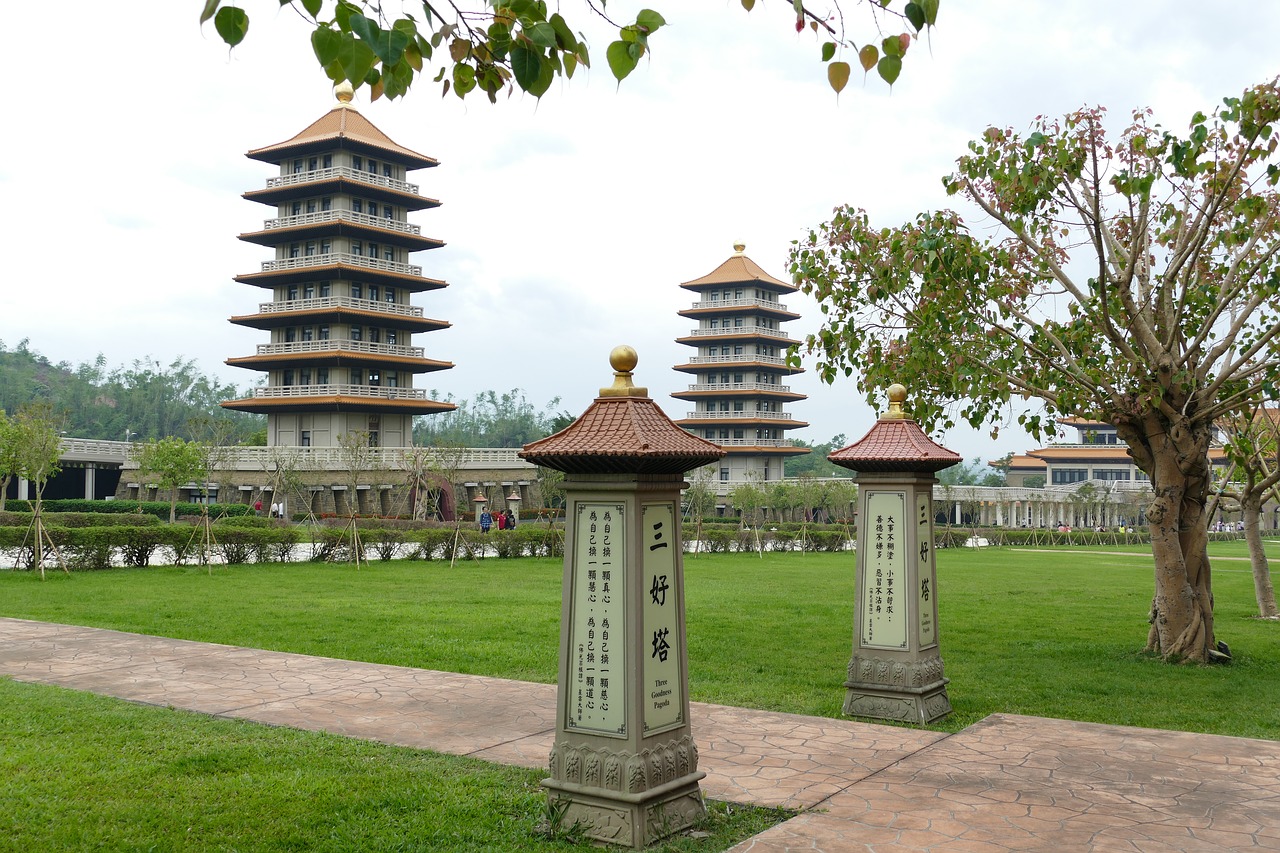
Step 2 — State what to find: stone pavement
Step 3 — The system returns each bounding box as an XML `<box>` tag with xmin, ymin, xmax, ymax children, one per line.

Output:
<box><xmin>2</xmin><ymin>617</ymin><xmax>1277</xmax><ymax>851</ymax></box>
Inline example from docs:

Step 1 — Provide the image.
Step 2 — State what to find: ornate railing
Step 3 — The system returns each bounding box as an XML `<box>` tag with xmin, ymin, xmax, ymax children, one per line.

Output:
<box><xmin>264</xmin><ymin>166</ymin><xmax>420</xmax><ymax>195</ymax></box>
<box><xmin>683</xmin><ymin>382</ymin><xmax>793</xmax><ymax>393</ymax></box>
<box><xmin>253</xmin><ymin>339</ymin><xmax>425</xmax><ymax>358</ymax></box>
<box><xmin>261</xmin><ymin>253</ymin><xmax>422</xmax><ymax>277</ymax></box>
<box><xmin>250</xmin><ymin>384</ymin><xmax>429</xmax><ymax>400</ymax></box>
<box><xmin>259</xmin><ymin>209</ymin><xmax>423</xmax><ymax>236</ymax></box>
<box><xmin>683</xmin><ymin>411</ymin><xmax>796</xmax><ymax>421</ymax></box>
<box><xmin>688</xmin><ymin>296</ymin><xmax>789</xmax><ymax>312</ymax></box>
<box><xmin>254</xmin><ymin>296</ymin><xmax>424</xmax><ymax>319</ymax></box>
<box><xmin>683</xmin><ymin>354</ymin><xmax>789</xmax><ymax>367</ymax></box>
<box><xmin>685</xmin><ymin>326</ymin><xmax>794</xmax><ymax>342</ymax></box>
<box><xmin>696</xmin><ymin>438</ymin><xmax>801</xmax><ymax>448</ymax></box>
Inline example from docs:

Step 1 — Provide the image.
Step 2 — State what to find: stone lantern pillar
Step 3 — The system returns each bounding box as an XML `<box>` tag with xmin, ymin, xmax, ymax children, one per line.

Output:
<box><xmin>520</xmin><ymin>346</ymin><xmax>725</xmax><ymax>848</ymax></box>
<box><xmin>829</xmin><ymin>383</ymin><xmax>960</xmax><ymax>724</ymax></box>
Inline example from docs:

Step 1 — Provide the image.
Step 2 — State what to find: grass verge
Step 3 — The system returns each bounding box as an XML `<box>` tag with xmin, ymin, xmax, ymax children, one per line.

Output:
<box><xmin>0</xmin><ymin>678</ymin><xmax>791</xmax><ymax>852</ymax></box>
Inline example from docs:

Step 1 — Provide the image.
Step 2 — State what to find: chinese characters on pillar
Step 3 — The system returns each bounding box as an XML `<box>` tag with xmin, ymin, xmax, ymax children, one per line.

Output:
<box><xmin>642</xmin><ymin>502</ymin><xmax>683</xmax><ymax>733</ymax></box>
<box><xmin>916</xmin><ymin>491</ymin><xmax>937</xmax><ymax>647</ymax></box>
<box><xmin>568</xmin><ymin>503</ymin><xmax>626</xmax><ymax>735</ymax></box>
<box><xmin>861</xmin><ymin>491</ymin><xmax>908</xmax><ymax>649</ymax></box>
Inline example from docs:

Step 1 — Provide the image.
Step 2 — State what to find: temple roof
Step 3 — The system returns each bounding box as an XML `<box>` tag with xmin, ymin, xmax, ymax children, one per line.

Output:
<box><xmin>828</xmin><ymin>384</ymin><xmax>960</xmax><ymax>473</ymax></box>
<box><xmin>679</xmin><ymin>244</ymin><xmax>797</xmax><ymax>293</ymax></box>
<box><xmin>247</xmin><ymin>104</ymin><xmax>438</xmax><ymax>169</ymax></box>
<box><xmin>520</xmin><ymin>347</ymin><xmax>725</xmax><ymax>475</ymax></box>
<box><xmin>829</xmin><ymin>418</ymin><xmax>961</xmax><ymax>473</ymax></box>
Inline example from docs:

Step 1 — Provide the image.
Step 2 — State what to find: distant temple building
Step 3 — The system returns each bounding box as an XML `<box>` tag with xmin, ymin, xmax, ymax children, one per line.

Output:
<box><xmin>997</xmin><ymin>417</ymin><xmax>1229</xmax><ymax>488</ymax></box>
<box><xmin>221</xmin><ymin>83</ymin><xmax>455</xmax><ymax>447</ymax></box>
<box><xmin>672</xmin><ymin>244</ymin><xmax>809</xmax><ymax>485</ymax></box>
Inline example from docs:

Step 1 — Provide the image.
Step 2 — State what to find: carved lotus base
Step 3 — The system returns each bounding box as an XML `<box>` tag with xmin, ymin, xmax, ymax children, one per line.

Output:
<box><xmin>542</xmin><ymin>775</ymin><xmax>706</xmax><ymax>849</ymax></box>
<box><xmin>843</xmin><ymin>677</ymin><xmax>951</xmax><ymax>724</ymax></box>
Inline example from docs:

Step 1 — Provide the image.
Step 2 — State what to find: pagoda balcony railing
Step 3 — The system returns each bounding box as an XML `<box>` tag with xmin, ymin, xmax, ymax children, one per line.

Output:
<box><xmin>250</xmin><ymin>384</ymin><xmax>429</xmax><ymax>400</ymax></box>
<box><xmin>686</xmin><ymin>326</ymin><xmax>794</xmax><ymax>342</ymax></box>
<box><xmin>260</xmin><ymin>210</ymin><xmax>422</xmax><ymax>236</ymax></box>
<box><xmin>256</xmin><ymin>296</ymin><xmax>424</xmax><ymax>319</ymax></box>
<box><xmin>255</xmin><ymin>339</ymin><xmax>425</xmax><ymax>358</ymax></box>
<box><xmin>265</xmin><ymin>166</ymin><xmax>419</xmax><ymax>195</ymax></box>
<box><xmin>689</xmin><ymin>296</ymin><xmax>789</xmax><ymax>312</ymax></box>
<box><xmin>684</xmin><ymin>382</ymin><xmax>792</xmax><ymax>393</ymax></box>
<box><xmin>684</xmin><ymin>411</ymin><xmax>796</xmax><ymax>421</ymax></box>
<box><xmin>685</xmin><ymin>354</ymin><xmax>789</xmax><ymax>367</ymax></box>
<box><xmin>683</xmin><ymin>437</ymin><xmax>801</xmax><ymax>448</ymax></box>
<box><xmin>261</xmin><ymin>252</ymin><xmax>422</xmax><ymax>277</ymax></box>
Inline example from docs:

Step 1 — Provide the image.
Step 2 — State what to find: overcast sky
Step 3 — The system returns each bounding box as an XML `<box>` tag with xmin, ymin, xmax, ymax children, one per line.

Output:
<box><xmin>3</xmin><ymin>2</ymin><xmax>1277</xmax><ymax>460</ymax></box>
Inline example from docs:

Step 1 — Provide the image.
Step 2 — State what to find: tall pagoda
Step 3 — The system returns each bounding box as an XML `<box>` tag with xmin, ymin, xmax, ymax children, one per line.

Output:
<box><xmin>222</xmin><ymin>84</ymin><xmax>454</xmax><ymax>447</ymax></box>
<box><xmin>672</xmin><ymin>243</ymin><xmax>808</xmax><ymax>484</ymax></box>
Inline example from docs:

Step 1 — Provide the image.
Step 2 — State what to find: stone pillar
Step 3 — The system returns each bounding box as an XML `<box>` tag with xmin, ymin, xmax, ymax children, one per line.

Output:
<box><xmin>829</xmin><ymin>384</ymin><xmax>959</xmax><ymax>725</ymax></box>
<box><xmin>521</xmin><ymin>347</ymin><xmax>725</xmax><ymax>849</ymax></box>
<box><xmin>84</xmin><ymin>465</ymin><xmax>97</xmax><ymax>500</ymax></box>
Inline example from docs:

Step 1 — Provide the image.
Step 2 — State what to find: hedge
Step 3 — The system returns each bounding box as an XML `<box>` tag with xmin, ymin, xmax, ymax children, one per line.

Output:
<box><xmin>2</xmin><ymin>499</ymin><xmax>253</xmax><ymax>521</ymax></box>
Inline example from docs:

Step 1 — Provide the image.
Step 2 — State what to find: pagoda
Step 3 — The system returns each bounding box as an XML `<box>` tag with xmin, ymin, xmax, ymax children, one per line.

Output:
<box><xmin>221</xmin><ymin>83</ymin><xmax>455</xmax><ymax>447</ymax></box>
<box><xmin>672</xmin><ymin>243</ymin><xmax>809</xmax><ymax>484</ymax></box>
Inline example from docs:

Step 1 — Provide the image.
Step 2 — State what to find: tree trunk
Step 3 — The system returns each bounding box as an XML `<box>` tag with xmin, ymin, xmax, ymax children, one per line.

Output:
<box><xmin>1242</xmin><ymin>492</ymin><xmax>1279</xmax><ymax>619</ymax></box>
<box><xmin>1130</xmin><ymin>414</ymin><xmax>1220</xmax><ymax>663</ymax></box>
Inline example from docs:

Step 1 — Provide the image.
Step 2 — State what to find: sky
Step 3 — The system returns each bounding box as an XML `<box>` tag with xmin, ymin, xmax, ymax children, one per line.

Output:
<box><xmin>3</xmin><ymin>2</ymin><xmax>1278</xmax><ymax>461</ymax></box>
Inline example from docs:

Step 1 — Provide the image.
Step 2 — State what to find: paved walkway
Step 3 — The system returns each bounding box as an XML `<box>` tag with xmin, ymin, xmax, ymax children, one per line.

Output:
<box><xmin>2</xmin><ymin>617</ymin><xmax>1277</xmax><ymax>851</ymax></box>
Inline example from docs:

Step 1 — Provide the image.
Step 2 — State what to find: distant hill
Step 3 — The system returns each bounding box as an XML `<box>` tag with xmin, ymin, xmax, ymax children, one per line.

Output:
<box><xmin>0</xmin><ymin>338</ymin><xmax>262</xmax><ymax>443</ymax></box>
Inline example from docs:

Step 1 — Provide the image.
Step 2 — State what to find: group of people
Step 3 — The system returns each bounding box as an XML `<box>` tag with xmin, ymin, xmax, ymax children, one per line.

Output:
<box><xmin>253</xmin><ymin>499</ymin><xmax>284</xmax><ymax>519</ymax></box>
<box><xmin>478</xmin><ymin>508</ymin><xmax>516</xmax><ymax>533</ymax></box>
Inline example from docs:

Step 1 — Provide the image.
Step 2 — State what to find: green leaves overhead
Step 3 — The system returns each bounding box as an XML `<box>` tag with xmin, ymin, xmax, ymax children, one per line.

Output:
<box><xmin>202</xmin><ymin>1</ymin><xmax>937</xmax><ymax>103</ymax></box>
<box><xmin>213</xmin><ymin>7</ymin><xmax>248</xmax><ymax>47</ymax></box>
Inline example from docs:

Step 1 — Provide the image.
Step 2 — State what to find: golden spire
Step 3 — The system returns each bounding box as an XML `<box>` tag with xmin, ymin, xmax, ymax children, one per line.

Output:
<box><xmin>334</xmin><ymin>80</ymin><xmax>355</xmax><ymax>105</ymax></box>
<box><xmin>600</xmin><ymin>345</ymin><xmax>649</xmax><ymax>397</ymax></box>
<box><xmin>882</xmin><ymin>383</ymin><xmax>909</xmax><ymax>420</ymax></box>
<box><xmin>733</xmin><ymin>241</ymin><xmax>746</xmax><ymax>255</ymax></box>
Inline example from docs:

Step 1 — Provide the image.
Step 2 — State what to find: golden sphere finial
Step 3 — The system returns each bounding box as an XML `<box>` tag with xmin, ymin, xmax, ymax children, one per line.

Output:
<box><xmin>601</xmin><ymin>346</ymin><xmax>647</xmax><ymax>397</ymax></box>
<box><xmin>609</xmin><ymin>345</ymin><xmax>639</xmax><ymax>374</ymax></box>
<box><xmin>334</xmin><ymin>80</ymin><xmax>355</xmax><ymax>105</ymax></box>
<box><xmin>883</xmin><ymin>383</ymin><xmax>909</xmax><ymax>419</ymax></box>
<box><xmin>733</xmin><ymin>241</ymin><xmax>746</xmax><ymax>255</ymax></box>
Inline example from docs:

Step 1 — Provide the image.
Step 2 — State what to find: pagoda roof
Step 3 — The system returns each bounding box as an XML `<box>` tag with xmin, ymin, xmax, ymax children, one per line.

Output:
<box><xmin>520</xmin><ymin>348</ymin><xmax>725</xmax><ymax>475</ymax></box>
<box><xmin>680</xmin><ymin>247</ymin><xmax>797</xmax><ymax>293</ymax></box>
<box><xmin>247</xmin><ymin>104</ymin><xmax>437</xmax><ymax>170</ymax></box>
<box><xmin>829</xmin><ymin>417</ymin><xmax>961</xmax><ymax>473</ymax></box>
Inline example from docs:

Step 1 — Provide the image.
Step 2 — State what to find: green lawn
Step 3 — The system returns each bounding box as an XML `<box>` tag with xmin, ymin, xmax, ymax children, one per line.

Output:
<box><xmin>0</xmin><ymin>678</ymin><xmax>787</xmax><ymax>852</ymax></box>
<box><xmin>3</xmin><ymin>545</ymin><xmax>1278</xmax><ymax>851</ymax></box>
<box><xmin>3</xmin><ymin>546</ymin><xmax>1277</xmax><ymax>738</ymax></box>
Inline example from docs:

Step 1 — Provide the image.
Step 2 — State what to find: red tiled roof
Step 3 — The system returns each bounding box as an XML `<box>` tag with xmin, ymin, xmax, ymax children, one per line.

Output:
<box><xmin>520</xmin><ymin>396</ymin><xmax>725</xmax><ymax>475</ymax></box>
<box><xmin>1027</xmin><ymin>446</ymin><xmax>1133</xmax><ymax>461</ymax></box>
<box><xmin>992</xmin><ymin>455</ymin><xmax>1048</xmax><ymax>471</ymax></box>
<box><xmin>828</xmin><ymin>419</ymin><xmax>961</xmax><ymax>473</ymax></box>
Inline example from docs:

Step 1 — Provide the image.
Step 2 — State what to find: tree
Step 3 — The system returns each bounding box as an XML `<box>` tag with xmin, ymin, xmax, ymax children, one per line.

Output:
<box><xmin>0</xmin><ymin>410</ymin><xmax>17</xmax><ymax>513</ymax></box>
<box><xmin>200</xmin><ymin>1</ymin><xmax>938</xmax><ymax>102</ymax></box>
<box><xmin>12</xmin><ymin>403</ymin><xmax>66</xmax><ymax>578</ymax></box>
<box><xmin>1214</xmin><ymin>404</ymin><xmax>1280</xmax><ymax>618</ymax></box>
<box><xmin>136</xmin><ymin>437</ymin><xmax>205</xmax><ymax>523</ymax></box>
<box><xmin>789</xmin><ymin>80</ymin><xmax>1280</xmax><ymax>662</ymax></box>
<box><xmin>784</xmin><ymin>433</ymin><xmax>855</xmax><ymax>478</ymax></box>
<box><xmin>414</xmin><ymin>388</ymin><xmax>571</xmax><ymax>448</ymax></box>
<box><xmin>937</xmin><ymin>456</ymin><xmax>1005</xmax><ymax>487</ymax></box>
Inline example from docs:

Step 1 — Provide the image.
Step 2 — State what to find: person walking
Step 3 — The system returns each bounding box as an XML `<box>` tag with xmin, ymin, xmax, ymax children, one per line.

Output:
<box><xmin>479</xmin><ymin>509</ymin><xmax>492</xmax><ymax>533</ymax></box>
